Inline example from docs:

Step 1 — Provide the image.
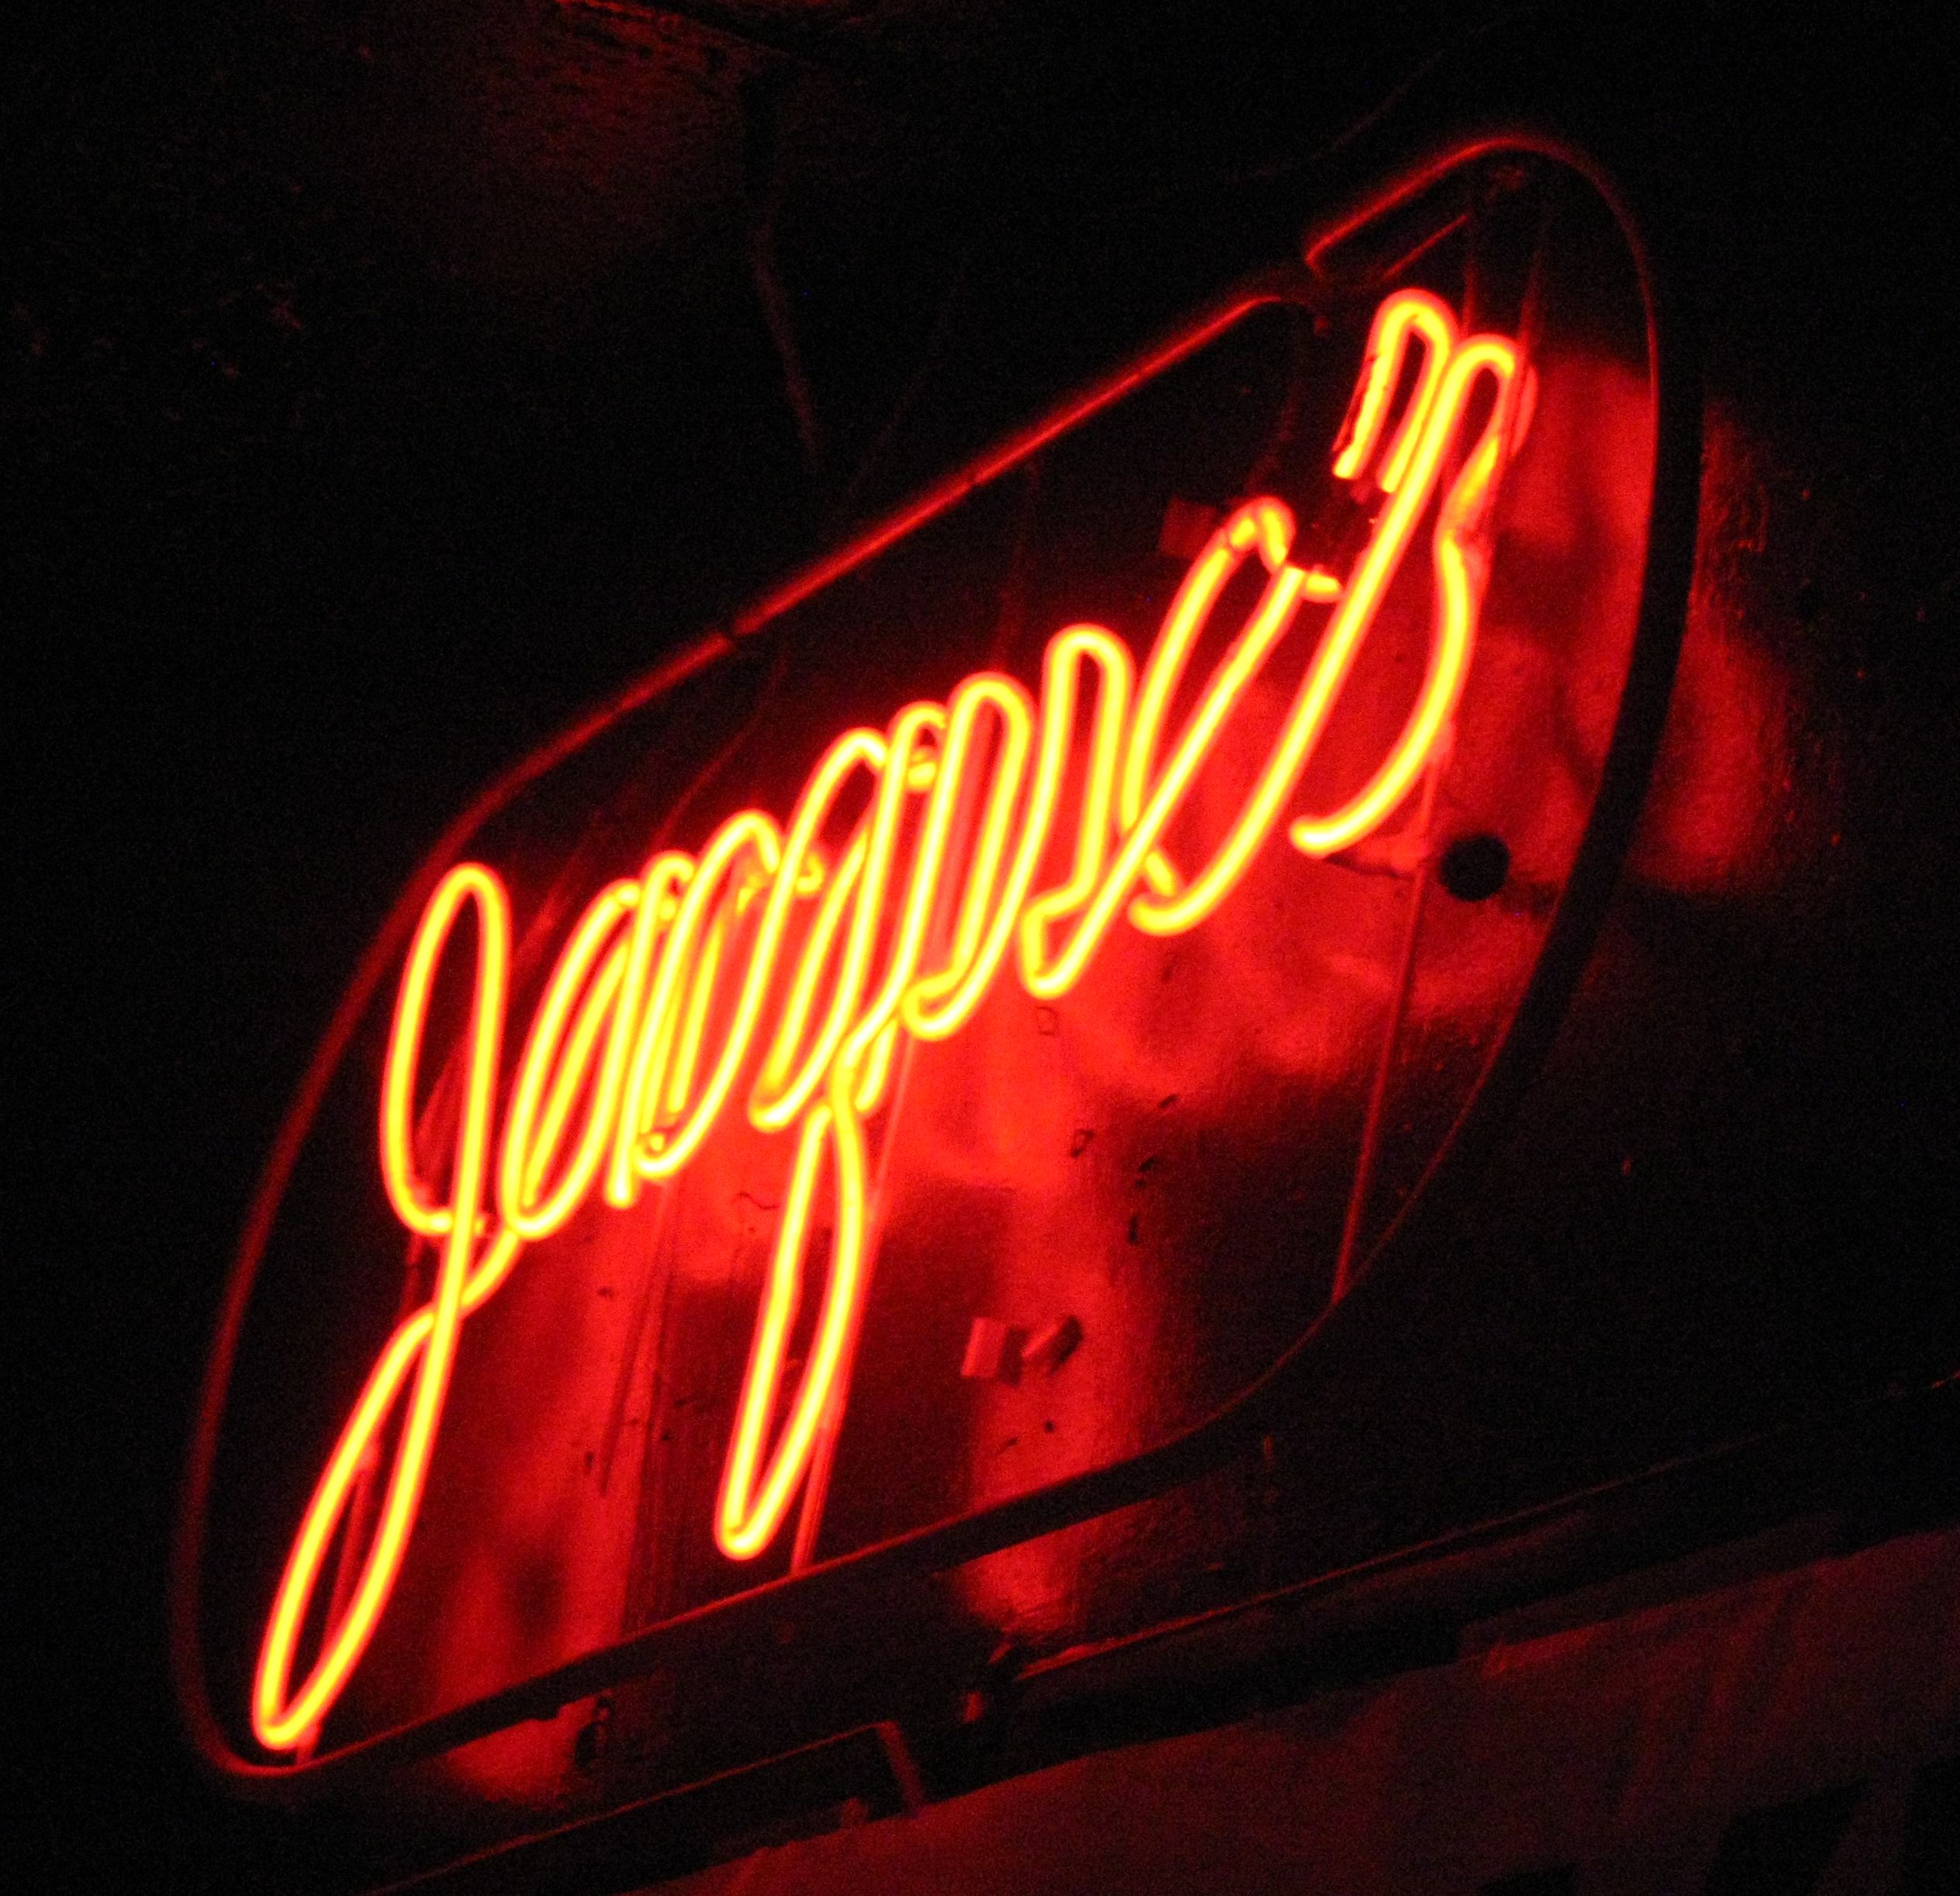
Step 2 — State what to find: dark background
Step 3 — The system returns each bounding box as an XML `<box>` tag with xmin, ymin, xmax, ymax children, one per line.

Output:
<box><xmin>12</xmin><ymin>3</ymin><xmax>1959</xmax><ymax>1887</ymax></box>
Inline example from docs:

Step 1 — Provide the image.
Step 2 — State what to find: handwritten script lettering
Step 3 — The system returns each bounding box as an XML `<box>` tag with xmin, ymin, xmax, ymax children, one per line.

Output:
<box><xmin>253</xmin><ymin>291</ymin><xmax>1523</xmax><ymax>1751</ymax></box>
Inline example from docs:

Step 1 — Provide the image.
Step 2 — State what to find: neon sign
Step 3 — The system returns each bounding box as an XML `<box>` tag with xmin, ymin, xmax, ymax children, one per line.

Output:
<box><xmin>248</xmin><ymin>289</ymin><xmax>1524</xmax><ymax>1753</ymax></box>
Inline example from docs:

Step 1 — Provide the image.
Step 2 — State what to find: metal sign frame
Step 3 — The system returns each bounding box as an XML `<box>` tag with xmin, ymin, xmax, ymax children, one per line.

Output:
<box><xmin>171</xmin><ymin>123</ymin><xmax>1700</xmax><ymax>1805</ymax></box>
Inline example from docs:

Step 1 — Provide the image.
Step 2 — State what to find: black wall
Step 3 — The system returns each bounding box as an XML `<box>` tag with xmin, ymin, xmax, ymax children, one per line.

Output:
<box><xmin>12</xmin><ymin>5</ymin><xmax>1958</xmax><ymax>1887</ymax></box>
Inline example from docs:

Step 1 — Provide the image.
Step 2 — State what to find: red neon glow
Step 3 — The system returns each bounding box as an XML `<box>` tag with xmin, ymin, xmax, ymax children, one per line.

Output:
<box><xmin>251</xmin><ymin>291</ymin><xmax>1523</xmax><ymax>1752</ymax></box>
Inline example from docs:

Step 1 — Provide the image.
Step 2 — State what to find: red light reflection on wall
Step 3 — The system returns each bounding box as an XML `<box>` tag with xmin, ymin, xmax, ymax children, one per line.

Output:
<box><xmin>251</xmin><ymin>292</ymin><xmax>1525</xmax><ymax>1753</ymax></box>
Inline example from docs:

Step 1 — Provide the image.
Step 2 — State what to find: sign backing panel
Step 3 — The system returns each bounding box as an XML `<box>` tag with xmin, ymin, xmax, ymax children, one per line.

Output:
<box><xmin>176</xmin><ymin>141</ymin><xmax>1692</xmax><ymax>1821</ymax></box>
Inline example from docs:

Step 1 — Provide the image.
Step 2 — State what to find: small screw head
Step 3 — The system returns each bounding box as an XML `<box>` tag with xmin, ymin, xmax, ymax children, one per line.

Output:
<box><xmin>1439</xmin><ymin>833</ymin><xmax>1510</xmax><ymax>902</ymax></box>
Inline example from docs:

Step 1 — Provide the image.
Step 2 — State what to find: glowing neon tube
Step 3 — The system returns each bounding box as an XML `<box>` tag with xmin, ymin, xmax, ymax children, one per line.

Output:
<box><xmin>251</xmin><ymin>289</ymin><xmax>1526</xmax><ymax>1752</ymax></box>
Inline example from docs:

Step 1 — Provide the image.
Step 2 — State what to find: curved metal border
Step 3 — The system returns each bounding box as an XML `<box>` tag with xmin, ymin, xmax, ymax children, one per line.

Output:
<box><xmin>171</xmin><ymin>123</ymin><xmax>1699</xmax><ymax>1802</ymax></box>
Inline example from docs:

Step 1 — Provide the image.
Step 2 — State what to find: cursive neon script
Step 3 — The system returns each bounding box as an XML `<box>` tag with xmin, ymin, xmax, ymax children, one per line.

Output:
<box><xmin>253</xmin><ymin>290</ymin><xmax>1523</xmax><ymax>1752</ymax></box>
